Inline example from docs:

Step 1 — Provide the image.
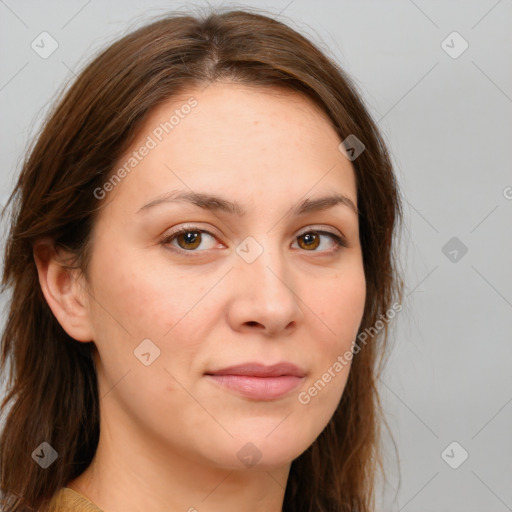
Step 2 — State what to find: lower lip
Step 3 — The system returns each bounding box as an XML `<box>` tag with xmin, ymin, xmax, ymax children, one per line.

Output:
<box><xmin>205</xmin><ymin>374</ymin><xmax>304</xmax><ymax>400</ymax></box>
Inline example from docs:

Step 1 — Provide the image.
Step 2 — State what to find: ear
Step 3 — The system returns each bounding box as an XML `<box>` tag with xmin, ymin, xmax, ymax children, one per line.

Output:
<box><xmin>33</xmin><ymin>238</ymin><xmax>95</xmax><ymax>342</ymax></box>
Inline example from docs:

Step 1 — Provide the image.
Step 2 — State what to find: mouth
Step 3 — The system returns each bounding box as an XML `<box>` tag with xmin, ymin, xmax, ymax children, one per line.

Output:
<box><xmin>204</xmin><ymin>362</ymin><xmax>306</xmax><ymax>401</ymax></box>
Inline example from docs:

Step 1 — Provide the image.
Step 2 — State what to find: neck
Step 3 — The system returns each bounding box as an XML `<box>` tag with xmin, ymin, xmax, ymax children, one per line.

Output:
<box><xmin>67</xmin><ymin>402</ymin><xmax>289</xmax><ymax>512</ymax></box>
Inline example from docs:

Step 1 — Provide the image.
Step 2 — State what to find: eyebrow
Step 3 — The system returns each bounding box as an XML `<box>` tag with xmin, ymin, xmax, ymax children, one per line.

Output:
<box><xmin>137</xmin><ymin>190</ymin><xmax>359</xmax><ymax>217</ymax></box>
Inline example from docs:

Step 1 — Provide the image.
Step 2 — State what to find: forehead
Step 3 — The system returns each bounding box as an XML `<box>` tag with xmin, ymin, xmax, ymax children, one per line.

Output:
<box><xmin>104</xmin><ymin>82</ymin><xmax>357</xmax><ymax>214</ymax></box>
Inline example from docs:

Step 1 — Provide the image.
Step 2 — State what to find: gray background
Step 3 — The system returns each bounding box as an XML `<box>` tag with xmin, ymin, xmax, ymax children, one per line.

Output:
<box><xmin>1</xmin><ymin>1</ymin><xmax>511</xmax><ymax>511</ymax></box>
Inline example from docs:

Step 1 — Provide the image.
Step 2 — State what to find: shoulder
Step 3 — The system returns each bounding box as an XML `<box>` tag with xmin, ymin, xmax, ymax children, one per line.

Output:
<box><xmin>46</xmin><ymin>487</ymin><xmax>104</xmax><ymax>512</ymax></box>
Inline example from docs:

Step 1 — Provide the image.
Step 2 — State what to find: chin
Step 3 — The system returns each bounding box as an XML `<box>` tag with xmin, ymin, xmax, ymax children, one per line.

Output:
<box><xmin>202</xmin><ymin>425</ymin><xmax>316</xmax><ymax>471</ymax></box>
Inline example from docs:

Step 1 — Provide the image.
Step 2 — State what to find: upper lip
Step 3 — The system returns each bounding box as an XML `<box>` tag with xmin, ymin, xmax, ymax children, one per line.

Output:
<box><xmin>205</xmin><ymin>362</ymin><xmax>306</xmax><ymax>378</ymax></box>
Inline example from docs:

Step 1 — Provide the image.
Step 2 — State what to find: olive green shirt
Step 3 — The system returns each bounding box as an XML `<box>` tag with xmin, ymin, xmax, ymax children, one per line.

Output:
<box><xmin>47</xmin><ymin>487</ymin><xmax>103</xmax><ymax>512</ymax></box>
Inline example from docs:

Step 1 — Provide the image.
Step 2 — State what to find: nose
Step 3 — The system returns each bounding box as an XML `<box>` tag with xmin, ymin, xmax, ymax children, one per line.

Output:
<box><xmin>225</xmin><ymin>240</ymin><xmax>303</xmax><ymax>337</ymax></box>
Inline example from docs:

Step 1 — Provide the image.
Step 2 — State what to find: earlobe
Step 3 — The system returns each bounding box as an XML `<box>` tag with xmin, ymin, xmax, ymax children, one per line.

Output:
<box><xmin>33</xmin><ymin>239</ymin><xmax>95</xmax><ymax>342</ymax></box>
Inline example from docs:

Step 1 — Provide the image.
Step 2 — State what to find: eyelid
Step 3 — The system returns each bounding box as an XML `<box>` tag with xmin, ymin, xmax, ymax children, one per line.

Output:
<box><xmin>164</xmin><ymin>223</ymin><xmax>219</xmax><ymax>238</ymax></box>
<box><xmin>296</xmin><ymin>224</ymin><xmax>345</xmax><ymax>239</ymax></box>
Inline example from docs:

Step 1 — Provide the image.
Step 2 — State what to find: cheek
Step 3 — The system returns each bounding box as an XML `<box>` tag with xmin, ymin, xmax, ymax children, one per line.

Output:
<box><xmin>298</xmin><ymin>262</ymin><xmax>365</xmax><ymax>404</ymax></box>
<box><xmin>307</xmin><ymin>264</ymin><xmax>366</xmax><ymax>347</ymax></box>
<box><xmin>88</xmin><ymin>242</ymin><xmax>208</xmax><ymax>339</ymax></box>
<box><xmin>85</xmin><ymin>243</ymin><xmax>222</xmax><ymax>389</ymax></box>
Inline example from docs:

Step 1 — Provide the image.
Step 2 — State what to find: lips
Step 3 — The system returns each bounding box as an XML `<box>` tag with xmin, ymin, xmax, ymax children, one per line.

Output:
<box><xmin>205</xmin><ymin>362</ymin><xmax>306</xmax><ymax>400</ymax></box>
<box><xmin>206</xmin><ymin>362</ymin><xmax>306</xmax><ymax>378</ymax></box>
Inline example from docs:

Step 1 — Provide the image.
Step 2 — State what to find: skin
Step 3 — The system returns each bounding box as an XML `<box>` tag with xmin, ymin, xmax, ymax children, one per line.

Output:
<box><xmin>34</xmin><ymin>82</ymin><xmax>366</xmax><ymax>512</ymax></box>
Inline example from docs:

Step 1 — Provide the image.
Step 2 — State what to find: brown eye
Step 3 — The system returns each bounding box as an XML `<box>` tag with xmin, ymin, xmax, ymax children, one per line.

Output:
<box><xmin>161</xmin><ymin>227</ymin><xmax>220</xmax><ymax>253</ymax></box>
<box><xmin>297</xmin><ymin>232</ymin><xmax>320</xmax><ymax>250</ymax></box>
<box><xmin>176</xmin><ymin>230</ymin><xmax>202</xmax><ymax>250</ymax></box>
<box><xmin>294</xmin><ymin>230</ymin><xmax>347</xmax><ymax>253</ymax></box>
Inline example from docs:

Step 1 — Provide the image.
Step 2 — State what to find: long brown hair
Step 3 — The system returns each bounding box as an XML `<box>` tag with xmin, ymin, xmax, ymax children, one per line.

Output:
<box><xmin>0</xmin><ymin>7</ymin><xmax>403</xmax><ymax>511</ymax></box>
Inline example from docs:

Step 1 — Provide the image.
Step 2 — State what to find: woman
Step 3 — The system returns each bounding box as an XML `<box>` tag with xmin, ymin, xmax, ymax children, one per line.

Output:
<box><xmin>0</xmin><ymin>7</ymin><xmax>403</xmax><ymax>512</ymax></box>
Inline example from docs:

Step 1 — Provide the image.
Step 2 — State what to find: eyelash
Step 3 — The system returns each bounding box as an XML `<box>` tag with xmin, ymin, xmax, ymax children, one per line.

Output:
<box><xmin>159</xmin><ymin>225</ymin><xmax>347</xmax><ymax>256</ymax></box>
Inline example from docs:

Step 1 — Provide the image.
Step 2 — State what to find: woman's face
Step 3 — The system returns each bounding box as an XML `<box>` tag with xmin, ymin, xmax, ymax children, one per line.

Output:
<box><xmin>82</xmin><ymin>82</ymin><xmax>366</xmax><ymax>470</ymax></box>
